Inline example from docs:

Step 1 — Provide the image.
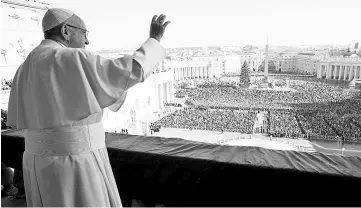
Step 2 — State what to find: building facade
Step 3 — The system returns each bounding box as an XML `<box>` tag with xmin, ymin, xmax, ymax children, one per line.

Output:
<box><xmin>267</xmin><ymin>52</ymin><xmax>361</xmax><ymax>81</ymax></box>
<box><xmin>266</xmin><ymin>52</ymin><xmax>320</xmax><ymax>75</ymax></box>
<box><xmin>316</xmin><ymin>56</ymin><xmax>361</xmax><ymax>81</ymax></box>
<box><xmin>236</xmin><ymin>51</ymin><xmax>262</xmax><ymax>72</ymax></box>
<box><xmin>1</xmin><ymin>0</ymin><xmax>49</xmax><ymax>80</ymax></box>
<box><xmin>223</xmin><ymin>51</ymin><xmax>263</xmax><ymax>74</ymax></box>
<box><xmin>101</xmin><ymin>60</ymin><xmax>175</xmax><ymax>135</ymax></box>
<box><xmin>1</xmin><ymin>0</ymin><xmax>49</xmax><ymax>110</ymax></box>
<box><xmin>172</xmin><ymin>59</ymin><xmax>222</xmax><ymax>80</ymax></box>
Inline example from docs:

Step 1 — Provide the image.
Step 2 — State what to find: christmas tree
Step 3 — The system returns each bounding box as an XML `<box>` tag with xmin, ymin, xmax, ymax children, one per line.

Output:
<box><xmin>239</xmin><ymin>61</ymin><xmax>251</xmax><ymax>88</ymax></box>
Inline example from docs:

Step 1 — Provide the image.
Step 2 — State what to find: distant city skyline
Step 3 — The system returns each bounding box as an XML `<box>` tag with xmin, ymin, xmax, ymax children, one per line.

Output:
<box><xmin>45</xmin><ymin>0</ymin><xmax>361</xmax><ymax>51</ymax></box>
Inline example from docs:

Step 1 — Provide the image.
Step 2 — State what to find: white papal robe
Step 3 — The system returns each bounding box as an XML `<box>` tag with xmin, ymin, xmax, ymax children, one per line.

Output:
<box><xmin>7</xmin><ymin>38</ymin><xmax>165</xmax><ymax>207</ymax></box>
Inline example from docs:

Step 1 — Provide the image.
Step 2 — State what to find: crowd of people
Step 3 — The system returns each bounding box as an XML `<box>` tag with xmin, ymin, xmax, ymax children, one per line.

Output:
<box><xmin>164</xmin><ymin>102</ymin><xmax>182</xmax><ymax>107</ymax></box>
<box><xmin>266</xmin><ymin>110</ymin><xmax>360</xmax><ymax>142</ymax></box>
<box><xmin>178</xmin><ymin>79</ymin><xmax>359</xmax><ymax>110</ymax></box>
<box><xmin>151</xmin><ymin>108</ymin><xmax>256</xmax><ymax>133</ymax></box>
<box><xmin>2</xmin><ymin>76</ymin><xmax>361</xmax><ymax>142</ymax></box>
<box><xmin>297</xmin><ymin>113</ymin><xmax>336</xmax><ymax>137</ymax></box>
<box><xmin>117</xmin><ymin>129</ymin><xmax>128</xmax><ymax>134</ymax></box>
<box><xmin>149</xmin><ymin>123</ymin><xmax>161</xmax><ymax>132</ymax></box>
<box><xmin>168</xmin><ymin>78</ymin><xmax>361</xmax><ymax>142</ymax></box>
<box><xmin>1</xmin><ymin>79</ymin><xmax>12</xmax><ymax>90</ymax></box>
<box><xmin>324</xmin><ymin>116</ymin><xmax>361</xmax><ymax>140</ymax></box>
<box><xmin>1</xmin><ymin>110</ymin><xmax>13</xmax><ymax>130</ymax></box>
<box><xmin>1</xmin><ymin>79</ymin><xmax>12</xmax><ymax>86</ymax></box>
<box><xmin>268</xmin><ymin>110</ymin><xmax>302</xmax><ymax>137</ymax></box>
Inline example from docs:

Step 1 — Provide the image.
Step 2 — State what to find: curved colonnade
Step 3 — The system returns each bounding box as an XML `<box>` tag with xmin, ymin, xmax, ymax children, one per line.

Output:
<box><xmin>317</xmin><ymin>61</ymin><xmax>361</xmax><ymax>81</ymax></box>
<box><xmin>171</xmin><ymin>61</ymin><xmax>222</xmax><ymax>81</ymax></box>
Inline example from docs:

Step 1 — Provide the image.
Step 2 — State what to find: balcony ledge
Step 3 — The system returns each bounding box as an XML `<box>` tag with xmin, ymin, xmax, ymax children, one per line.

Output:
<box><xmin>1</xmin><ymin>130</ymin><xmax>361</xmax><ymax>206</ymax></box>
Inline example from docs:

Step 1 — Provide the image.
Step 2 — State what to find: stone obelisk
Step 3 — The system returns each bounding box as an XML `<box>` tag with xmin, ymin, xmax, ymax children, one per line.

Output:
<box><xmin>264</xmin><ymin>38</ymin><xmax>269</xmax><ymax>81</ymax></box>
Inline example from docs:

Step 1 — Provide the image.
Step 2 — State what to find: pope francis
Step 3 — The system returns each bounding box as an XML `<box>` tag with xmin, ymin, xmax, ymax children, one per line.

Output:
<box><xmin>6</xmin><ymin>8</ymin><xmax>170</xmax><ymax>207</ymax></box>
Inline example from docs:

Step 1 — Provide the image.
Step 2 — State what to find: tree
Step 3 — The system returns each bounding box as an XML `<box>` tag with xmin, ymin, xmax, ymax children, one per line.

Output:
<box><xmin>239</xmin><ymin>61</ymin><xmax>251</xmax><ymax>88</ymax></box>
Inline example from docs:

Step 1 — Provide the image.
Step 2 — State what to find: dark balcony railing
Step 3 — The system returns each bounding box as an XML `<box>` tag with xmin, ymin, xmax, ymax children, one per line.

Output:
<box><xmin>1</xmin><ymin>130</ymin><xmax>361</xmax><ymax>207</ymax></box>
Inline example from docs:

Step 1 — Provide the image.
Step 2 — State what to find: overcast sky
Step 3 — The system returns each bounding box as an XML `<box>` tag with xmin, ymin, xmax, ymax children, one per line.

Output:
<box><xmin>45</xmin><ymin>0</ymin><xmax>361</xmax><ymax>50</ymax></box>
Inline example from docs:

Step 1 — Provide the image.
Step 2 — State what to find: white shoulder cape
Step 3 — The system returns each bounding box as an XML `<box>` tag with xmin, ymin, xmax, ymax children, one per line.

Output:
<box><xmin>7</xmin><ymin>38</ymin><xmax>165</xmax><ymax>130</ymax></box>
